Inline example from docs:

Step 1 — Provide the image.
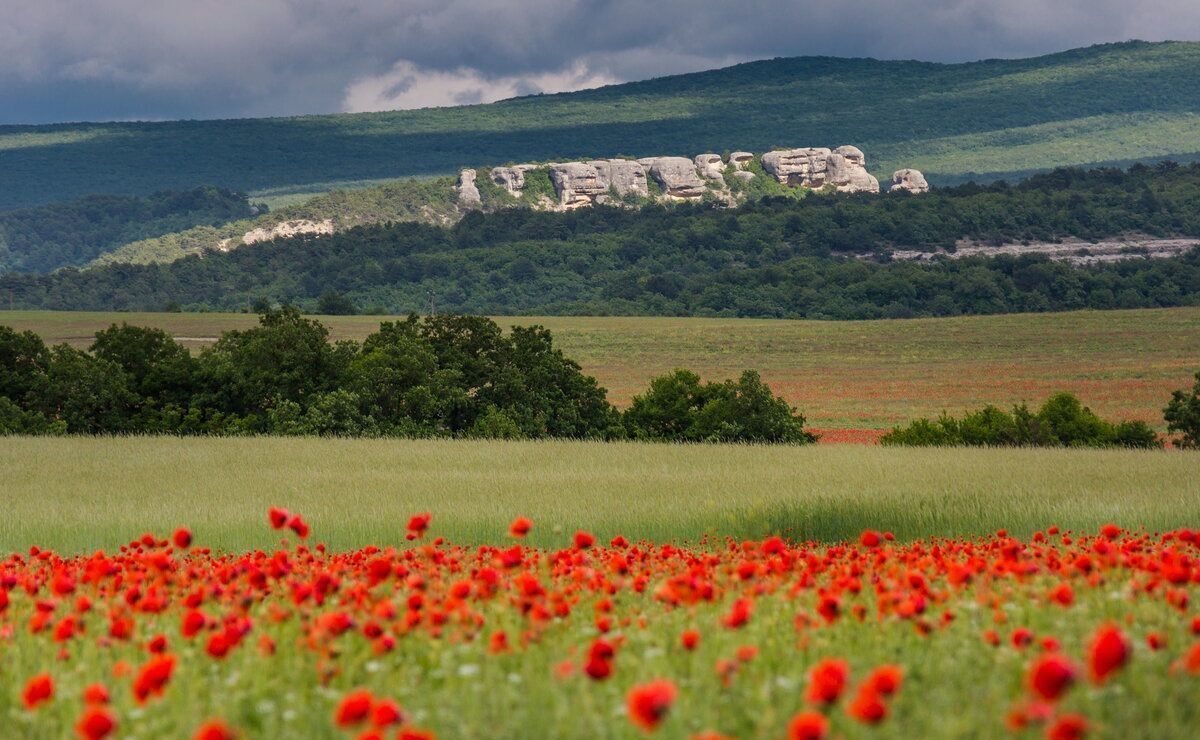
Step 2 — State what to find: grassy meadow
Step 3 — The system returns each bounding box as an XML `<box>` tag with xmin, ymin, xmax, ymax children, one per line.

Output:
<box><xmin>1</xmin><ymin>436</ymin><xmax>1197</xmax><ymax>554</ymax></box>
<box><xmin>3</xmin><ymin>306</ymin><xmax>1198</xmax><ymax>434</ymax></box>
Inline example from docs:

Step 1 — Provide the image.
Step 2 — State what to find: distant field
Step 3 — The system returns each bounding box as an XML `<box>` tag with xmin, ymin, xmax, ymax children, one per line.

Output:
<box><xmin>3</xmin><ymin>307</ymin><xmax>1198</xmax><ymax>434</ymax></box>
<box><xmin>1</xmin><ymin>436</ymin><xmax>1196</xmax><ymax>554</ymax></box>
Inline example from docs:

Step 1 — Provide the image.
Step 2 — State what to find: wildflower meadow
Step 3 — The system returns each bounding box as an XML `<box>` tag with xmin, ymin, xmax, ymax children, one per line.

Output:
<box><xmin>3</xmin><ymin>508</ymin><xmax>1198</xmax><ymax>738</ymax></box>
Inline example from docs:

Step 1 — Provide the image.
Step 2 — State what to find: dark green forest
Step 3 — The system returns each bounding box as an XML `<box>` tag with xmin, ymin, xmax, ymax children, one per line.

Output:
<box><xmin>3</xmin><ymin>41</ymin><xmax>1200</xmax><ymax>209</ymax></box>
<box><xmin>3</xmin><ymin>164</ymin><xmax>1200</xmax><ymax>319</ymax></box>
<box><xmin>0</xmin><ymin>311</ymin><xmax>811</xmax><ymax>442</ymax></box>
<box><xmin>0</xmin><ymin>187</ymin><xmax>256</xmax><ymax>274</ymax></box>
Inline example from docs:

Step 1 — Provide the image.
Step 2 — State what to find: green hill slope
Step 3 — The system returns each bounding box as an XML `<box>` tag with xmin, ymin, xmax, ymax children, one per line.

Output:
<box><xmin>4</xmin><ymin>163</ymin><xmax>1200</xmax><ymax>319</ymax></box>
<box><xmin>2</xmin><ymin>41</ymin><xmax>1200</xmax><ymax>210</ymax></box>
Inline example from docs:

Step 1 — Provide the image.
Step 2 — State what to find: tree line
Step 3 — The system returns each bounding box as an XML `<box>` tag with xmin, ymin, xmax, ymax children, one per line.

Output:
<box><xmin>0</xmin><ymin>187</ymin><xmax>256</xmax><ymax>275</ymax></box>
<box><xmin>881</xmin><ymin>381</ymin><xmax>1200</xmax><ymax>449</ymax></box>
<box><xmin>3</xmin><ymin>164</ymin><xmax>1200</xmax><ymax>319</ymax></box>
<box><xmin>0</xmin><ymin>310</ymin><xmax>812</xmax><ymax>443</ymax></box>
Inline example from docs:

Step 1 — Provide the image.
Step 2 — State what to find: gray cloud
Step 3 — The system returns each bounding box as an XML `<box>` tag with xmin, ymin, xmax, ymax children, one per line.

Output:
<box><xmin>2</xmin><ymin>0</ymin><xmax>1199</xmax><ymax>124</ymax></box>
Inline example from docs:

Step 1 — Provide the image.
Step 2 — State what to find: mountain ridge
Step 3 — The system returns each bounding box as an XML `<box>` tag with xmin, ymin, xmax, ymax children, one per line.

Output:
<box><xmin>2</xmin><ymin>41</ymin><xmax>1200</xmax><ymax>210</ymax></box>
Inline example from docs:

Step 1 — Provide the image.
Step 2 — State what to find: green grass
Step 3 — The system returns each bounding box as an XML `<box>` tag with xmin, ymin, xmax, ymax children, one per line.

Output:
<box><xmin>3</xmin><ymin>307</ymin><xmax>1197</xmax><ymax>431</ymax></box>
<box><xmin>1</xmin><ymin>436</ymin><xmax>1196</xmax><ymax>554</ymax></box>
<box><xmin>4</xmin><ymin>41</ymin><xmax>1200</xmax><ymax>209</ymax></box>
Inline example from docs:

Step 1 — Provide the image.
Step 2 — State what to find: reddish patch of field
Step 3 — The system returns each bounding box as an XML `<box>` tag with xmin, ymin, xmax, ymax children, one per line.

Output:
<box><xmin>810</xmin><ymin>427</ymin><xmax>888</xmax><ymax>445</ymax></box>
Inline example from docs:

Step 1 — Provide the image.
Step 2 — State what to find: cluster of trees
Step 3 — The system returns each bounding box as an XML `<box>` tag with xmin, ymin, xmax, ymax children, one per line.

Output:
<box><xmin>0</xmin><ymin>311</ymin><xmax>812</xmax><ymax>443</ymax></box>
<box><xmin>879</xmin><ymin>392</ymin><xmax>1163</xmax><ymax>448</ymax></box>
<box><xmin>4</xmin><ymin>164</ymin><xmax>1200</xmax><ymax>318</ymax></box>
<box><xmin>0</xmin><ymin>187</ymin><xmax>256</xmax><ymax>274</ymax></box>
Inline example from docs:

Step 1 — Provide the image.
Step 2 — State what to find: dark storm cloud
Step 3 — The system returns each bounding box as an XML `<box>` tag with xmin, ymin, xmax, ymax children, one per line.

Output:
<box><xmin>2</xmin><ymin>1</ymin><xmax>1199</xmax><ymax>124</ymax></box>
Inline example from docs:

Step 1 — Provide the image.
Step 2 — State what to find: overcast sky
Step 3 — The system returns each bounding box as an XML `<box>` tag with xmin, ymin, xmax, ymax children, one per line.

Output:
<box><xmin>3</xmin><ymin>0</ymin><xmax>1199</xmax><ymax>125</ymax></box>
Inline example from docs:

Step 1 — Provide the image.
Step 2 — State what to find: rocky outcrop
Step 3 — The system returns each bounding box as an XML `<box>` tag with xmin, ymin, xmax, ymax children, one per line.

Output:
<box><xmin>729</xmin><ymin>152</ymin><xmax>754</xmax><ymax>170</ymax></box>
<box><xmin>549</xmin><ymin>162</ymin><xmax>609</xmax><ymax>208</ymax></box>
<box><xmin>463</xmin><ymin>146</ymin><xmax>920</xmax><ymax>211</ymax></box>
<box><xmin>761</xmin><ymin>148</ymin><xmax>832</xmax><ymax>187</ymax></box>
<box><xmin>889</xmin><ymin>169</ymin><xmax>929</xmax><ymax>194</ymax></box>
<box><xmin>827</xmin><ymin>151</ymin><xmax>880</xmax><ymax>193</ymax></box>
<box><xmin>490</xmin><ymin>165</ymin><xmax>537</xmax><ymax>195</ymax></box>
<box><xmin>590</xmin><ymin>159</ymin><xmax>649</xmax><ymax>198</ymax></box>
<box><xmin>456</xmin><ymin>169</ymin><xmax>481</xmax><ymax>206</ymax></box>
<box><xmin>646</xmin><ymin>157</ymin><xmax>708</xmax><ymax>198</ymax></box>
<box><xmin>241</xmin><ymin>219</ymin><xmax>335</xmax><ymax>245</ymax></box>
<box><xmin>694</xmin><ymin>154</ymin><xmax>725</xmax><ymax>182</ymax></box>
<box><xmin>761</xmin><ymin>146</ymin><xmax>879</xmax><ymax>192</ymax></box>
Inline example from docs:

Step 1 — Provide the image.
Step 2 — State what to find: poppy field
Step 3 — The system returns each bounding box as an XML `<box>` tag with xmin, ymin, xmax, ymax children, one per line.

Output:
<box><xmin>3</xmin><ymin>507</ymin><xmax>1200</xmax><ymax>739</ymax></box>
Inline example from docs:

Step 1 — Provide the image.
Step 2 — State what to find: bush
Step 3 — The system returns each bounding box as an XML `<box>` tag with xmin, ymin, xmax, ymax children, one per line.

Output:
<box><xmin>1164</xmin><ymin>371</ymin><xmax>1200</xmax><ymax>448</ymax></box>
<box><xmin>882</xmin><ymin>392</ymin><xmax>1163</xmax><ymax>449</ymax></box>
<box><xmin>625</xmin><ymin>369</ymin><xmax>815</xmax><ymax>444</ymax></box>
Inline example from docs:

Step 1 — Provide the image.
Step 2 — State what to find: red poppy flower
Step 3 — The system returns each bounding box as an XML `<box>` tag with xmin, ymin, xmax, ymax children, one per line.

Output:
<box><xmin>83</xmin><ymin>683</ymin><xmax>110</xmax><ymax>705</ymax></box>
<box><xmin>721</xmin><ymin>598</ymin><xmax>752</xmax><ymax>629</ymax></box>
<box><xmin>1047</xmin><ymin>713</ymin><xmax>1089</xmax><ymax>740</ymax></box>
<box><xmin>681</xmin><ymin>629</ymin><xmax>700</xmax><ymax>651</ymax></box>
<box><xmin>371</xmin><ymin>699</ymin><xmax>405</xmax><ymax>727</ymax></box>
<box><xmin>1049</xmin><ymin>583</ymin><xmax>1074</xmax><ymax>607</ymax></box>
<box><xmin>859</xmin><ymin>530</ymin><xmax>881</xmax><ymax>548</ymax></box>
<box><xmin>786</xmin><ymin>711</ymin><xmax>829</xmax><ymax>740</ymax></box>
<box><xmin>76</xmin><ymin>706</ymin><xmax>117</xmax><ymax>740</ymax></box>
<box><xmin>173</xmin><ymin>527</ymin><xmax>193</xmax><ymax>549</ymax></box>
<box><xmin>1028</xmin><ymin>653</ymin><xmax>1077</xmax><ymax>701</ymax></box>
<box><xmin>865</xmin><ymin>664</ymin><xmax>904</xmax><ymax>696</ymax></box>
<box><xmin>335</xmin><ymin>689</ymin><xmax>375</xmax><ymax>726</ymax></box>
<box><xmin>407</xmin><ymin>513</ymin><xmax>431</xmax><ymax>538</ymax></box>
<box><xmin>626</xmin><ymin>679</ymin><xmax>677</xmax><ymax>733</ymax></box>
<box><xmin>1087</xmin><ymin>624</ymin><xmax>1131</xmax><ymax>683</ymax></box>
<box><xmin>509</xmin><ymin>517</ymin><xmax>533</xmax><ymax>538</ymax></box>
<box><xmin>132</xmin><ymin>654</ymin><xmax>177</xmax><ymax>703</ymax></box>
<box><xmin>847</xmin><ymin>687</ymin><xmax>888</xmax><ymax>724</ymax></box>
<box><xmin>573</xmin><ymin>530</ymin><xmax>595</xmax><ymax>550</ymax></box>
<box><xmin>193</xmin><ymin>719</ymin><xmax>238</xmax><ymax>740</ymax></box>
<box><xmin>268</xmin><ymin>507</ymin><xmax>290</xmax><ymax>530</ymax></box>
<box><xmin>22</xmin><ymin>673</ymin><xmax>54</xmax><ymax>709</ymax></box>
<box><xmin>806</xmin><ymin>658</ymin><xmax>849</xmax><ymax>705</ymax></box>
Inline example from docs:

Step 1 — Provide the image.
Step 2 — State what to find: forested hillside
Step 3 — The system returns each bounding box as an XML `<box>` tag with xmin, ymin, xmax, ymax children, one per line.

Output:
<box><xmin>2</xmin><ymin>41</ymin><xmax>1200</xmax><ymax>209</ymax></box>
<box><xmin>0</xmin><ymin>187</ymin><xmax>255</xmax><ymax>274</ymax></box>
<box><xmin>3</xmin><ymin>164</ymin><xmax>1199</xmax><ymax>319</ymax></box>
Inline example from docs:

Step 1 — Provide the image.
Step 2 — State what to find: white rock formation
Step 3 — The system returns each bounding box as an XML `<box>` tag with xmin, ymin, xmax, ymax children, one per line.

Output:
<box><xmin>590</xmin><ymin>159</ymin><xmax>650</xmax><ymax>198</ymax></box>
<box><xmin>694</xmin><ymin>153</ymin><xmax>726</xmax><ymax>182</ymax></box>
<box><xmin>760</xmin><ymin>146</ymin><xmax>878</xmax><ymax>192</ymax></box>
<box><xmin>456</xmin><ymin>169</ymin><xmax>481</xmax><ymax>206</ymax></box>
<box><xmin>242</xmin><ymin>219</ymin><xmax>335</xmax><ymax>245</ymax></box>
<box><xmin>549</xmin><ymin>162</ymin><xmax>608</xmax><ymax>207</ymax></box>
<box><xmin>889</xmin><ymin>169</ymin><xmax>930</xmax><ymax>194</ymax></box>
<box><xmin>761</xmin><ymin>147</ymin><xmax>833</xmax><ymax>187</ymax></box>
<box><xmin>490</xmin><ymin>164</ymin><xmax>538</xmax><ymax>195</ymax></box>
<box><xmin>826</xmin><ymin>152</ymin><xmax>880</xmax><ymax>193</ymax></box>
<box><xmin>728</xmin><ymin>152</ymin><xmax>754</xmax><ymax>170</ymax></box>
<box><xmin>646</xmin><ymin>157</ymin><xmax>708</xmax><ymax>198</ymax></box>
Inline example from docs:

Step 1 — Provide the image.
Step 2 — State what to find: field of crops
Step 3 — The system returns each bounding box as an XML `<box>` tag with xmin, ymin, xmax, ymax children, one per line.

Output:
<box><xmin>2</xmin><ymin>436</ymin><xmax>1198</xmax><ymax>553</ymax></box>
<box><xmin>3</xmin><ymin>307</ymin><xmax>1198</xmax><ymax>437</ymax></box>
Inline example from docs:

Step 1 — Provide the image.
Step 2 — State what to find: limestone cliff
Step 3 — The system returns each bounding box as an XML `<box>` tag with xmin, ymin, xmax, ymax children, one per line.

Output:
<box><xmin>457</xmin><ymin>146</ymin><xmax>926</xmax><ymax>212</ymax></box>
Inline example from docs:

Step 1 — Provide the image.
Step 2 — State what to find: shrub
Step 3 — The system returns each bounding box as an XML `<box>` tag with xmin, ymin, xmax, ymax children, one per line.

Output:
<box><xmin>882</xmin><ymin>393</ymin><xmax>1162</xmax><ymax>449</ymax></box>
<box><xmin>1164</xmin><ymin>371</ymin><xmax>1200</xmax><ymax>448</ymax></box>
